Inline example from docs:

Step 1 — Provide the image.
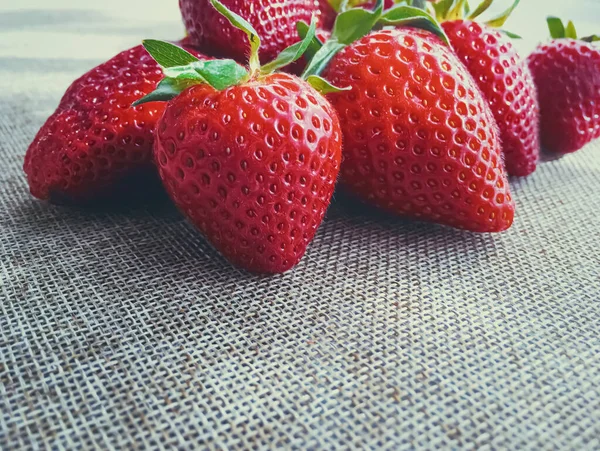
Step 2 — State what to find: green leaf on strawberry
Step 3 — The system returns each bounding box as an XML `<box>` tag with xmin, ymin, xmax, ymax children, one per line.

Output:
<box><xmin>261</xmin><ymin>17</ymin><xmax>317</xmax><ymax>74</ymax></box>
<box><xmin>500</xmin><ymin>29</ymin><xmax>522</xmax><ymax>39</ymax></box>
<box><xmin>484</xmin><ymin>0</ymin><xmax>520</xmax><ymax>28</ymax></box>
<box><xmin>141</xmin><ymin>39</ymin><xmax>200</xmax><ymax>68</ymax></box>
<box><xmin>547</xmin><ymin>16</ymin><xmax>566</xmax><ymax>39</ymax></box>
<box><xmin>445</xmin><ymin>0</ymin><xmax>468</xmax><ymax>21</ymax></box>
<box><xmin>306</xmin><ymin>75</ymin><xmax>351</xmax><ymax>93</ymax></box>
<box><xmin>432</xmin><ymin>0</ymin><xmax>455</xmax><ymax>21</ymax></box>
<box><xmin>545</xmin><ymin>16</ymin><xmax>599</xmax><ymax>42</ymax></box>
<box><xmin>134</xmin><ymin>0</ymin><xmax>342</xmax><ymax>106</ymax></box>
<box><xmin>333</xmin><ymin>3</ymin><xmax>384</xmax><ymax>44</ymax></box>
<box><xmin>564</xmin><ymin>20</ymin><xmax>578</xmax><ymax>39</ymax></box>
<box><xmin>165</xmin><ymin>60</ymin><xmax>249</xmax><ymax>90</ymax></box>
<box><xmin>209</xmin><ymin>0</ymin><xmax>261</xmax><ymax>73</ymax></box>
<box><xmin>379</xmin><ymin>5</ymin><xmax>449</xmax><ymax>43</ymax></box>
<box><xmin>132</xmin><ymin>77</ymin><xmax>196</xmax><ymax>105</ymax></box>
<box><xmin>297</xmin><ymin>20</ymin><xmax>325</xmax><ymax>60</ymax></box>
<box><xmin>133</xmin><ymin>45</ymin><xmax>248</xmax><ymax>105</ymax></box>
<box><xmin>466</xmin><ymin>0</ymin><xmax>493</xmax><ymax>20</ymax></box>
<box><xmin>581</xmin><ymin>34</ymin><xmax>600</xmax><ymax>43</ymax></box>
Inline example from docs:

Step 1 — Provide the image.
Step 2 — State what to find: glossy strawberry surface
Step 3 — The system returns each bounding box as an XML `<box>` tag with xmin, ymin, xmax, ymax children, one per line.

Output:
<box><xmin>24</xmin><ymin>45</ymin><xmax>207</xmax><ymax>203</ymax></box>
<box><xmin>323</xmin><ymin>28</ymin><xmax>515</xmax><ymax>232</ymax></box>
<box><xmin>528</xmin><ymin>38</ymin><xmax>600</xmax><ymax>154</ymax></box>
<box><xmin>155</xmin><ymin>73</ymin><xmax>342</xmax><ymax>273</ymax></box>
<box><xmin>443</xmin><ymin>20</ymin><xmax>540</xmax><ymax>176</ymax></box>
<box><xmin>179</xmin><ymin>0</ymin><xmax>320</xmax><ymax>64</ymax></box>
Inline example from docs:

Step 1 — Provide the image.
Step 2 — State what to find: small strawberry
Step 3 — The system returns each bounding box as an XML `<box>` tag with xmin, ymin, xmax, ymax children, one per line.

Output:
<box><xmin>179</xmin><ymin>0</ymin><xmax>321</xmax><ymax>64</ymax></box>
<box><xmin>303</xmin><ymin>4</ymin><xmax>514</xmax><ymax>231</ymax></box>
<box><xmin>432</xmin><ymin>0</ymin><xmax>540</xmax><ymax>176</ymax></box>
<box><xmin>528</xmin><ymin>17</ymin><xmax>600</xmax><ymax>154</ymax></box>
<box><xmin>136</xmin><ymin>1</ymin><xmax>342</xmax><ymax>273</ymax></box>
<box><xmin>24</xmin><ymin>43</ymin><xmax>207</xmax><ymax>203</ymax></box>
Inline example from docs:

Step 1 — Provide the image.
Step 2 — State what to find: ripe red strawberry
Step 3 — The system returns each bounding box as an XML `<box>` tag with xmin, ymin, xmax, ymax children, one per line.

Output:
<box><xmin>527</xmin><ymin>18</ymin><xmax>600</xmax><ymax>154</ymax></box>
<box><xmin>24</xmin><ymin>43</ymin><xmax>207</xmax><ymax>203</ymax></box>
<box><xmin>429</xmin><ymin>0</ymin><xmax>540</xmax><ymax>176</ymax></box>
<box><xmin>442</xmin><ymin>21</ymin><xmax>539</xmax><ymax>176</ymax></box>
<box><xmin>179</xmin><ymin>0</ymin><xmax>320</xmax><ymax>64</ymax></box>
<box><xmin>156</xmin><ymin>74</ymin><xmax>341</xmax><ymax>273</ymax></box>
<box><xmin>138</xmin><ymin>1</ymin><xmax>342</xmax><ymax>273</ymax></box>
<box><xmin>321</xmin><ymin>27</ymin><xmax>515</xmax><ymax>232</ymax></box>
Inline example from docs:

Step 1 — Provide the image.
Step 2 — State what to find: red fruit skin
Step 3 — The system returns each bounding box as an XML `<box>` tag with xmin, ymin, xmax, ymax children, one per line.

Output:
<box><xmin>317</xmin><ymin>0</ymin><xmax>336</xmax><ymax>29</ymax></box>
<box><xmin>315</xmin><ymin>28</ymin><xmax>332</xmax><ymax>44</ymax></box>
<box><xmin>155</xmin><ymin>73</ymin><xmax>342</xmax><ymax>273</ymax></box>
<box><xmin>442</xmin><ymin>20</ymin><xmax>540</xmax><ymax>177</ymax></box>
<box><xmin>179</xmin><ymin>0</ymin><xmax>320</xmax><ymax>63</ymax></box>
<box><xmin>323</xmin><ymin>28</ymin><xmax>515</xmax><ymax>232</ymax></box>
<box><xmin>23</xmin><ymin>44</ymin><xmax>207</xmax><ymax>203</ymax></box>
<box><xmin>528</xmin><ymin>38</ymin><xmax>600</xmax><ymax>154</ymax></box>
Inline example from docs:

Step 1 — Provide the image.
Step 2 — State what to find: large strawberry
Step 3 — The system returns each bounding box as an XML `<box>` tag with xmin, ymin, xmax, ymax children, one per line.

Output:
<box><xmin>430</xmin><ymin>0</ymin><xmax>540</xmax><ymax>176</ymax></box>
<box><xmin>24</xmin><ymin>43</ymin><xmax>207</xmax><ymax>203</ymax></box>
<box><xmin>528</xmin><ymin>18</ymin><xmax>600</xmax><ymax>154</ymax></box>
<box><xmin>179</xmin><ymin>0</ymin><xmax>321</xmax><ymax>64</ymax></box>
<box><xmin>136</xmin><ymin>2</ymin><xmax>342</xmax><ymax>273</ymax></box>
<box><xmin>303</xmin><ymin>3</ymin><xmax>514</xmax><ymax>232</ymax></box>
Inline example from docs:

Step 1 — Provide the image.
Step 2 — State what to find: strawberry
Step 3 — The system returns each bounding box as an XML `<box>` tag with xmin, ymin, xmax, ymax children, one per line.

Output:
<box><xmin>24</xmin><ymin>43</ymin><xmax>207</xmax><ymax>203</ymax></box>
<box><xmin>432</xmin><ymin>0</ymin><xmax>540</xmax><ymax>176</ymax></box>
<box><xmin>304</xmin><ymin>5</ymin><xmax>514</xmax><ymax>232</ymax></box>
<box><xmin>179</xmin><ymin>0</ymin><xmax>321</xmax><ymax>64</ymax></box>
<box><xmin>527</xmin><ymin>17</ymin><xmax>600</xmax><ymax>154</ymax></box>
<box><xmin>136</xmin><ymin>2</ymin><xmax>342</xmax><ymax>273</ymax></box>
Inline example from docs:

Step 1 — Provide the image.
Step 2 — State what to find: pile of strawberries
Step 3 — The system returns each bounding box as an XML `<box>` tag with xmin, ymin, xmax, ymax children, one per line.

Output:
<box><xmin>23</xmin><ymin>0</ymin><xmax>600</xmax><ymax>273</ymax></box>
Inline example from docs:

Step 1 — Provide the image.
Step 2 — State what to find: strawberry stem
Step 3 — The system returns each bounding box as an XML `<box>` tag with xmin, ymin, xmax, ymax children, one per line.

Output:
<box><xmin>209</xmin><ymin>0</ymin><xmax>261</xmax><ymax>77</ymax></box>
<box><xmin>467</xmin><ymin>0</ymin><xmax>493</xmax><ymax>20</ymax></box>
<box><xmin>484</xmin><ymin>0</ymin><xmax>520</xmax><ymax>28</ymax></box>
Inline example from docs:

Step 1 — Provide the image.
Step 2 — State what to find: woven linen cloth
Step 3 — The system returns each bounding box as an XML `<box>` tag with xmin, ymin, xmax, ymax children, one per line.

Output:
<box><xmin>1</xmin><ymin>1</ymin><xmax>600</xmax><ymax>449</ymax></box>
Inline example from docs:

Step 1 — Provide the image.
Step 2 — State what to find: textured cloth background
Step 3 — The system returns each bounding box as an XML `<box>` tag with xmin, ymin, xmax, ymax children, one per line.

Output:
<box><xmin>1</xmin><ymin>1</ymin><xmax>600</xmax><ymax>449</ymax></box>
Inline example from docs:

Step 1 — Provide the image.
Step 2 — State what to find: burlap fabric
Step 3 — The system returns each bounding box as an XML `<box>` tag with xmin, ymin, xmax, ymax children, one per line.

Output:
<box><xmin>1</xmin><ymin>1</ymin><xmax>600</xmax><ymax>449</ymax></box>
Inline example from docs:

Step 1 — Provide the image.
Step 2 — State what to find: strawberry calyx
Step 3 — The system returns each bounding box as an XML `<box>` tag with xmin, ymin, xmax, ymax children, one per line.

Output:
<box><xmin>546</xmin><ymin>16</ymin><xmax>600</xmax><ymax>43</ymax></box>
<box><xmin>134</xmin><ymin>0</ymin><xmax>338</xmax><ymax>106</ymax></box>
<box><xmin>302</xmin><ymin>0</ymin><xmax>447</xmax><ymax>78</ymax></box>
<box><xmin>327</xmin><ymin>0</ymin><xmax>423</xmax><ymax>13</ymax></box>
<box><xmin>431</xmin><ymin>0</ymin><xmax>522</xmax><ymax>38</ymax></box>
